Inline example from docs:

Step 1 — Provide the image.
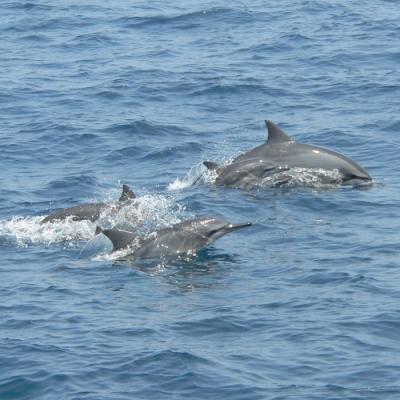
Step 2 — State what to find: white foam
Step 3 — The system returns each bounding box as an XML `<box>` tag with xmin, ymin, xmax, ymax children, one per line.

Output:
<box><xmin>131</xmin><ymin>194</ymin><xmax>188</xmax><ymax>231</ymax></box>
<box><xmin>258</xmin><ymin>168</ymin><xmax>343</xmax><ymax>188</ymax></box>
<box><xmin>0</xmin><ymin>216</ymin><xmax>95</xmax><ymax>247</ymax></box>
<box><xmin>167</xmin><ymin>163</ymin><xmax>208</xmax><ymax>191</ymax></box>
<box><xmin>1</xmin><ymin>193</ymin><xmax>189</xmax><ymax>250</ymax></box>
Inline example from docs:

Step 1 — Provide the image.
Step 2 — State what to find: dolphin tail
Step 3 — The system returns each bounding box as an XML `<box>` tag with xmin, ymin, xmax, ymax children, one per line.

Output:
<box><xmin>119</xmin><ymin>184</ymin><xmax>136</xmax><ymax>202</ymax></box>
<box><xmin>243</xmin><ymin>182</ymin><xmax>256</xmax><ymax>191</ymax></box>
<box><xmin>203</xmin><ymin>161</ymin><xmax>221</xmax><ymax>170</ymax></box>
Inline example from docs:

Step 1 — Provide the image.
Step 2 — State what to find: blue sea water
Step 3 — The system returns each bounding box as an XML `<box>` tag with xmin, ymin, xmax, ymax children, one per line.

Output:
<box><xmin>1</xmin><ymin>0</ymin><xmax>400</xmax><ymax>398</ymax></box>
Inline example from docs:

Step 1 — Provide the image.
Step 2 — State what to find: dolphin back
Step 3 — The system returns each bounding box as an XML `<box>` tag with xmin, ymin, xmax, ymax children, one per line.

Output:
<box><xmin>41</xmin><ymin>184</ymin><xmax>137</xmax><ymax>224</ymax></box>
<box><xmin>235</xmin><ymin>120</ymin><xmax>371</xmax><ymax>183</ymax></box>
<box><xmin>41</xmin><ymin>203</ymin><xmax>106</xmax><ymax>224</ymax></box>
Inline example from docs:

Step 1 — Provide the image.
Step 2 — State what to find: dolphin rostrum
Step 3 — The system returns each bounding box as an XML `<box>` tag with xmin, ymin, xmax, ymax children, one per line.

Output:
<box><xmin>41</xmin><ymin>184</ymin><xmax>136</xmax><ymax>223</ymax></box>
<box><xmin>97</xmin><ymin>216</ymin><xmax>252</xmax><ymax>259</ymax></box>
<box><xmin>204</xmin><ymin>120</ymin><xmax>371</xmax><ymax>187</ymax></box>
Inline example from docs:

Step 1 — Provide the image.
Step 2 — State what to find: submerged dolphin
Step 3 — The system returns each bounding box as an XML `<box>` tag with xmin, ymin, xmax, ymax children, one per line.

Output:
<box><xmin>97</xmin><ymin>216</ymin><xmax>252</xmax><ymax>259</ymax></box>
<box><xmin>204</xmin><ymin>120</ymin><xmax>371</xmax><ymax>187</ymax></box>
<box><xmin>41</xmin><ymin>184</ymin><xmax>136</xmax><ymax>223</ymax></box>
<box><xmin>204</xmin><ymin>158</ymin><xmax>290</xmax><ymax>190</ymax></box>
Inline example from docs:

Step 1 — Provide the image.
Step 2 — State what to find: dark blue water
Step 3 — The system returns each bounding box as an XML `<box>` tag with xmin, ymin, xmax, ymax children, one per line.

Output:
<box><xmin>1</xmin><ymin>1</ymin><xmax>400</xmax><ymax>399</ymax></box>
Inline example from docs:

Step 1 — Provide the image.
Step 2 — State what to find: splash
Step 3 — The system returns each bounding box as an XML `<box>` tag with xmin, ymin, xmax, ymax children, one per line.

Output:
<box><xmin>96</xmin><ymin>194</ymin><xmax>186</xmax><ymax>231</ymax></box>
<box><xmin>0</xmin><ymin>216</ymin><xmax>95</xmax><ymax>248</ymax></box>
<box><xmin>167</xmin><ymin>163</ymin><xmax>208</xmax><ymax>191</ymax></box>
<box><xmin>78</xmin><ymin>194</ymin><xmax>197</xmax><ymax>261</ymax></box>
<box><xmin>262</xmin><ymin>168</ymin><xmax>373</xmax><ymax>189</ymax></box>
<box><xmin>170</xmin><ymin>161</ymin><xmax>349</xmax><ymax>190</ymax></box>
<box><xmin>261</xmin><ymin>167</ymin><xmax>344</xmax><ymax>188</ymax></box>
<box><xmin>0</xmin><ymin>193</ymin><xmax>189</xmax><ymax>249</ymax></box>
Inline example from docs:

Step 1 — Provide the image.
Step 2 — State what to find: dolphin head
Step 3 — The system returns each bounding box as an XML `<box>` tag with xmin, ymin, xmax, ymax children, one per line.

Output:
<box><xmin>94</xmin><ymin>216</ymin><xmax>252</xmax><ymax>259</ymax></box>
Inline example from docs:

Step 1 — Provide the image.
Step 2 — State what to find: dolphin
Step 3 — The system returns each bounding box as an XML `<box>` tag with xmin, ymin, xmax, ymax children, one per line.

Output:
<box><xmin>41</xmin><ymin>184</ymin><xmax>136</xmax><ymax>224</ymax></box>
<box><xmin>96</xmin><ymin>216</ymin><xmax>252</xmax><ymax>259</ymax></box>
<box><xmin>204</xmin><ymin>120</ymin><xmax>371</xmax><ymax>186</ymax></box>
<box><xmin>204</xmin><ymin>158</ymin><xmax>290</xmax><ymax>190</ymax></box>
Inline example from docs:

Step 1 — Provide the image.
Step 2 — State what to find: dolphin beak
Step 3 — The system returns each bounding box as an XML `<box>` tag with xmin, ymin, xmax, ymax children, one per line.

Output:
<box><xmin>211</xmin><ymin>221</ymin><xmax>251</xmax><ymax>241</ymax></box>
<box><xmin>227</xmin><ymin>222</ymin><xmax>252</xmax><ymax>231</ymax></box>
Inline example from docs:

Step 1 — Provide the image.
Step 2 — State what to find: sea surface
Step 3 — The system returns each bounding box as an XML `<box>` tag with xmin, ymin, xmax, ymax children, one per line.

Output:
<box><xmin>1</xmin><ymin>1</ymin><xmax>400</xmax><ymax>399</ymax></box>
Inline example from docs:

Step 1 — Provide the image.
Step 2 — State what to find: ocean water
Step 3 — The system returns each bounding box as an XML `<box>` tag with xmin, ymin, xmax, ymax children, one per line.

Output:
<box><xmin>1</xmin><ymin>1</ymin><xmax>400</xmax><ymax>399</ymax></box>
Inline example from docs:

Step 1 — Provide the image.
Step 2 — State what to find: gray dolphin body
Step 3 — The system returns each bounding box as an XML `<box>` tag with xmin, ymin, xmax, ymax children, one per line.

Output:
<box><xmin>204</xmin><ymin>158</ymin><xmax>290</xmax><ymax>190</ymax></box>
<box><xmin>41</xmin><ymin>184</ymin><xmax>136</xmax><ymax>223</ymax></box>
<box><xmin>99</xmin><ymin>216</ymin><xmax>252</xmax><ymax>259</ymax></box>
<box><xmin>204</xmin><ymin>120</ymin><xmax>371</xmax><ymax>187</ymax></box>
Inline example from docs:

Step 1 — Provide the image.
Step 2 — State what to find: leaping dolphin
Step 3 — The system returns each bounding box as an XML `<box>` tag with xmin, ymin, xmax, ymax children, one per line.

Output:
<box><xmin>41</xmin><ymin>184</ymin><xmax>136</xmax><ymax>223</ymax></box>
<box><xmin>204</xmin><ymin>120</ymin><xmax>371</xmax><ymax>187</ymax></box>
<box><xmin>96</xmin><ymin>216</ymin><xmax>252</xmax><ymax>259</ymax></box>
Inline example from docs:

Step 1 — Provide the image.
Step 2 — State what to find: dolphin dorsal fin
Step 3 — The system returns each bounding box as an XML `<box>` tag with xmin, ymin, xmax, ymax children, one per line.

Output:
<box><xmin>119</xmin><ymin>184</ymin><xmax>136</xmax><ymax>202</ymax></box>
<box><xmin>101</xmin><ymin>228</ymin><xmax>138</xmax><ymax>251</ymax></box>
<box><xmin>203</xmin><ymin>161</ymin><xmax>221</xmax><ymax>170</ymax></box>
<box><xmin>265</xmin><ymin>120</ymin><xmax>294</xmax><ymax>144</ymax></box>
